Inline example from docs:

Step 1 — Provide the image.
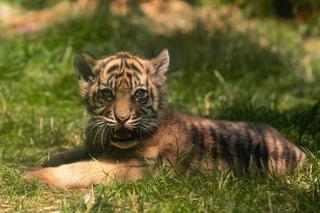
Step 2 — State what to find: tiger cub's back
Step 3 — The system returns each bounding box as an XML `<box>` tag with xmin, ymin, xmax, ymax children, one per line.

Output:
<box><xmin>180</xmin><ymin>114</ymin><xmax>307</xmax><ymax>175</ymax></box>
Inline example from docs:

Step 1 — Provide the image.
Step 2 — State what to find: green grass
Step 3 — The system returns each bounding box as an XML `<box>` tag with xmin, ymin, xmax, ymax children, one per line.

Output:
<box><xmin>1</xmin><ymin>1</ymin><xmax>320</xmax><ymax>212</ymax></box>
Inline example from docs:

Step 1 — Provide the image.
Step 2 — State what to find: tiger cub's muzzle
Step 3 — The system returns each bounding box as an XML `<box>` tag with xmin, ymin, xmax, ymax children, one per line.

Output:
<box><xmin>110</xmin><ymin>127</ymin><xmax>138</xmax><ymax>149</ymax></box>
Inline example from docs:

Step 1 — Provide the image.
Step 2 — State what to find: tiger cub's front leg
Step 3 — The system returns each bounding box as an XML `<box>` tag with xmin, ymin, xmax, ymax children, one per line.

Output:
<box><xmin>24</xmin><ymin>159</ymin><xmax>152</xmax><ymax>188</ymax></box>
<box><xmin>40</xmin><ymin>145</ymin><xmax>93</xmax><ymax>167</ymax></box>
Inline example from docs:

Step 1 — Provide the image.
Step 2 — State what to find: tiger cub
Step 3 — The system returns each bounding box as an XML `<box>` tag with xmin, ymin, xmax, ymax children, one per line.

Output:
<box><xmin>24</xmin><ymin>49</ymin><xmax>307</xmax><ymax>188</ymax></box>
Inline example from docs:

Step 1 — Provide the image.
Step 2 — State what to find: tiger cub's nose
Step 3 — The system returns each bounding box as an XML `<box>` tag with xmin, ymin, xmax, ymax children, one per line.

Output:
<box><xmin>115</xmin><ymin>114</ymin><xmax>130</xmax><ymax>126</ymax></box>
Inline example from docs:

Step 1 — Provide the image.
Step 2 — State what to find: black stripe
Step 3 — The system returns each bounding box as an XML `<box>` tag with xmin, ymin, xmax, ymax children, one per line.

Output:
<box><xmin>219</xmin><ymin>132</ymin><xmax>233</xmax><ymax>164</ymax></box>
<box><xmin>296</xmin><ymin>151</ymin><xmax>302</xmax><ymax>165</ymax></box>
<box><xmin>126</xmin><ymin>72</ymin><xmax>132</xmax><ymax>80</ymax></box>
<box><xmin>149</xmin><ymin>87</ymin><xmax>154</xmax><ymax>103</ymax></box>
<box><xmin>298</xmin><ymin>150</ymin><xmax>305</xmax><ymax>166</ymax></box>
<box><xmin>128</xmin><ymin>63</ymin><xmax>142</xmax><ymax>74</ymax></box>
<box><xmin>115</xmin><ymin>53</ymin><xmax>131</xmax><ymax>59</ymax></box>
<box><xmin>254</xmin><ymin>143</ymin><xmax>262</xmax><ymax>169</ymax></box>
<box><xmin>107</xmin><ymin>72</ymin><xmax>119</xmax><ymax>79</ymax></box>
<box><xmin>271</xmin><ymin>151</ymin><xmax>279</xmax><ymax>161</ymax></box>
<box><xmin>245</xmin><ymin>129</ymin><xmax>253</xmax><ymax>154</ymax></box>
<box><xmin>245</xmin><ymin>129</ymin><xmax>254</xmax><ymax>170</ymax></box>
<box><xmin>282</xmin><ymin>141</ymin><xmax>290</xmax><ymax>169</ymax></box>
<box><xmin>199</xmin><ymin>128</ymin><xmax>205</xmax><ymax>150</ymax></box>
<box><xmin>124</xmin><ymin>78</ymin><xmax>130</xmax><ymax>89</ymax></box>
<box><xmin>260</xmin><ymin>143</ymin><xmax>269</xmax><ymax>170</ymax></box>
<box><xmin>140</xmin><ymin>106</ymin><xmax>149</xmax><ymax>114</ymax></box>
<box><xmin>219</xmin><ymin>123</ymin><xmax>235</xmax><ymax>164</ymax></box>
<box><xmin>209</xmin><ymin>128</ymin><xmax>218</xmax><ymax>159</ymax></box>
<box><xmin>235</xmin><ymin>132</ymin><xmax>248</xmax><ymax>172</ymax></box>
<box><xmin>123</xmin><ymin>59</ymin><xmax>129</xmax><ymax>69</ymax></box>
<box><xmin>126</xmin><ymin>73</ymin><xmax>133</xmax><ymax>89</ymax></box>
<box><xmin>131</xmin><ymin>57</ymin><xmax>144</xmax><ymax>69</ymax></box>
<box><xmin>270</xmin><ymin>133</ymin><xmax>279</xmax><ymax>162</ymax></box>
<box><xmin>191</xmin><ymin>124</ymin><xmax>205</xmax><ymax>163</ymax></box>
<box><xmin>119</xmin><ymin>58</ymin><xmax>126</xmax><ymax>72</ymax></box>
<box><xmin>97</xmin><ymin>77</ymin><xmax>101</xmax><ymax>90</ymax></box>
<box><xmin>106</xmin><ymin>64</ymin><xmax>119</xmax><ymax>73</ymax></box>
<box><xmin>115</xmin><ymin>73</ymin><xmax>124</xmax><ymax>78</ymax></box>
<box><xmin>110</xmin><ymin>78</ymin><xmax>115</xmax><ymax>89</ymax></box>
<box><xmin>132</xmin><ymin>71</ymin><xmax>141</xmax><ymax>83</ymax></box>
<box><xmin>140</xmin><ymin>96</ymin><xmax>149</xmax><ymax>105</ymax></box>
<box><xmin>191</xmin><ymin>125</ymin><xmax>204</xmax><ymax>145</ymax></box>
<box><xmin>133</xmin><ymin>79</ymin><xmax>139</xmax><ymax>87</ymax></box>
<box><xmin>261</xmin><ymin>142</ymin><xmax>269</xmax><ymax>165</ymax></box>
<box><xmin>146</xmin><ymin>106</ymin><xmax>156</xmax><ymax>113</ymax></box>
<box><xmin>291</xmin><ymin>150</ymin><xmax>297</xmax><ymax>169</ymax></box>
<box><xmin>255</xmin><ymin>126</ymin><xmax>269</xmax><ymax>170</ymax></box>
<box><xmin>102</xmin><ymin>57</ymin><xmax>117</xmax><ymax>70</ymax></box>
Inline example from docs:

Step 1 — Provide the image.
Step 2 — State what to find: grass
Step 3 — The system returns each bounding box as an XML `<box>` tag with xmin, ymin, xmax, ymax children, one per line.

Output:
<box><xmin>0</xmin><ymin>1</ymin><xmax>320</xmax><ymax>212</ymax></box>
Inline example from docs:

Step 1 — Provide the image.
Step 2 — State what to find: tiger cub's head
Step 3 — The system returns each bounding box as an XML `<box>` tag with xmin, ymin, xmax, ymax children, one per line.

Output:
<box><xmin>74</xmin><ymin>49</ymin><xmax>169</xmax><ymax>150</ymax></box>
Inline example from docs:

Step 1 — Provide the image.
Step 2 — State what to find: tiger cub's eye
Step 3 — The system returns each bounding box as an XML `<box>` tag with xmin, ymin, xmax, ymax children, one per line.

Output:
<box><xmin>98</xmin><ymin>88</ymin><xmax>114</xmax><ymax>102</ymax></box>
<box><xmin>133</xmin><ymin>89</ymin><xmax>148</xmax><ymax>101</ymax></box>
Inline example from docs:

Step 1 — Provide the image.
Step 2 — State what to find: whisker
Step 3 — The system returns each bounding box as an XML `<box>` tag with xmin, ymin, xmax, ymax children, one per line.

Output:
<box><xmin>92</xmin><ymin>124</ymin><xmax>105</xmax><ymax>145</ymax></box>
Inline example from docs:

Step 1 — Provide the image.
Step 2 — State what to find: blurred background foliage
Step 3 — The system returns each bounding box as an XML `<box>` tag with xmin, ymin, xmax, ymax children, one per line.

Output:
<box><xmin>197</xmin><ymin>0</ymin><xmax>320</xmax><ymax>36</ymax></box>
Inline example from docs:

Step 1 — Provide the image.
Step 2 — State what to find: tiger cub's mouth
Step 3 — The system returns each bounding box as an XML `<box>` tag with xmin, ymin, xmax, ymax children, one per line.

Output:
<box><xmin>111</xmin><ymin>140</ymin><xmax>138</xmax><ymax>149</ymax></box>
<box><xmin>110</xmin><ymin>128</ymin><xmax>138</xmax><ymax>149</ymax></box>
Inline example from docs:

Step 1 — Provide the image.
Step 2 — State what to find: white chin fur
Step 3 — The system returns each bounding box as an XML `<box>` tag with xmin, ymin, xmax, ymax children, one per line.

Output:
<box><xmin>111</xmin><ymin>140</ymin><xmax>138</xmax><ymax>149</ymax></box>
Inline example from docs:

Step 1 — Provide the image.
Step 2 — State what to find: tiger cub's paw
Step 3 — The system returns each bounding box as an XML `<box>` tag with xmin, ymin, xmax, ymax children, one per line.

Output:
<box><xmin>23</xmin><ymin>168</ymin><xmax>57</xmax><ymax>186</ymax></box>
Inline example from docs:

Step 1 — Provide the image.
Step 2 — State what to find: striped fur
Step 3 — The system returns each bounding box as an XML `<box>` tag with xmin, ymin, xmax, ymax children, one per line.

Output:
<box><xmin>24</xmin><ymin>49</ymin><xmax>307</xmax><ymax>188</ymax></box>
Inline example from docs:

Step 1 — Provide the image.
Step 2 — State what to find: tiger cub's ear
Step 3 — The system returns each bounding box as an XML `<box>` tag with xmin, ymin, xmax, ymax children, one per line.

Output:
<box><xmin>150</xmin><ymin>49</ymin><xmax>170</xmax><ymax>77</ymax></box>
<box><xmin>74</xmin><ymin>52</ymin><xmax>97</xmax><ymax>82</ymax></box>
